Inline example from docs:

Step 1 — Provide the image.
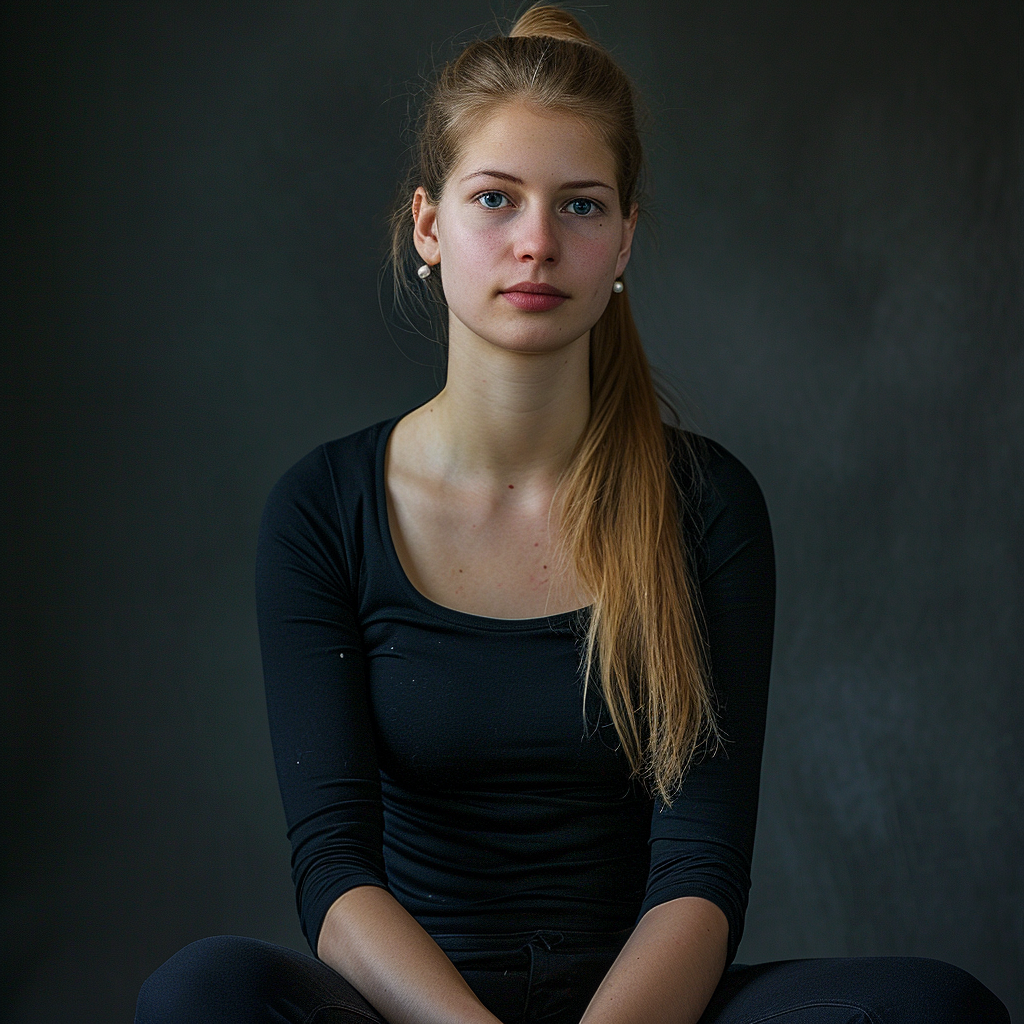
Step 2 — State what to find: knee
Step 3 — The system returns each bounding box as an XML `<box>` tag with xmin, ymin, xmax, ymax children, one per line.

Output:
<box><xmin>135</xmin><ymin>935</ymin><xmax>278</xmax><ymax>1023</ymax></box>
<box><xmin>904</xmin><ymin>958</ymin><xmax>1010</xmax><ymax>1024</ymax></box>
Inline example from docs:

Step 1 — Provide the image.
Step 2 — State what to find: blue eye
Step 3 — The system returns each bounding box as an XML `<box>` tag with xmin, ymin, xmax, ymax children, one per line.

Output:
<box><xmin>477</xmin><ymin>191</ymin><xmax>508</xmax><ymax>209</ymax></box>
<box><xmin>568</xmin><ymin>198</ymin><xmax>597</xmax><ymax>216</ymax></box>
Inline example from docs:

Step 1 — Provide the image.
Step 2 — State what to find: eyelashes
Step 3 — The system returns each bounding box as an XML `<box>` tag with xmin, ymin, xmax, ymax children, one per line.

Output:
<box><xmin>566</xmin><ymin>198</ymin><xmax>599</xmax><ymax>216</ymax></box>
<box><xmin>476</xmin><ymin>191</ymin><xmax>509</xmax><ymax>210</ymax></box>
<box><xmin>472</xmin><ymin>191</ymin><xmax>606</xmax><ymax>217</ymax></box>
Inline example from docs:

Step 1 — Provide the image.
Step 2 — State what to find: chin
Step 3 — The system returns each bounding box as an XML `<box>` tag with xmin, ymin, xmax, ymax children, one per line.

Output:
<box><xmin>451</xmin><ymin>308</ymin><xmax>592</xmax><ymax>356</ymax></box>
<box><xmin>487</xmin><ymin>326</ymin><xmax>589</xmax><ymax>356</ymax></box>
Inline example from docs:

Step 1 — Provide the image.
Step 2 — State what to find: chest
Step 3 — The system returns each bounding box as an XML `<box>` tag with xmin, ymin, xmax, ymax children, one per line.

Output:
<box><xmin>359</xmin><ymin>608</ymin><xmax>634</xmax><ymax>795</ymax></box>
<box><xmin>385</xmin><ymin>473</ymin><xmax>589</xmax><ymax>620</ymax></box>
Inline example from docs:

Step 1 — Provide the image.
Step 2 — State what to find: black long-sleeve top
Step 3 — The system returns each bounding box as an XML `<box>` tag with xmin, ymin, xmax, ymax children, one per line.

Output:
<box><xmin>256</xmin><ymin>416</ymin><xmax>775</xmax><ymax>965</ymax></box>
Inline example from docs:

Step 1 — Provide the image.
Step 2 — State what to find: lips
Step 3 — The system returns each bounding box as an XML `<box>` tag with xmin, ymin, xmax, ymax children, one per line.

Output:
<box><xmin>500</xmin><ymin>281</ymin><xmax>568</xmax><ymax>312</ymax></box>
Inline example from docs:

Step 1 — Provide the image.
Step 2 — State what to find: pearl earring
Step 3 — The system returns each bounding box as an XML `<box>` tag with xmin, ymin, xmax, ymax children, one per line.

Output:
<box><xmin>417</xmin><ymin>263</ymin><xmax>432</xmax><ymax>280</ymax></box>
<box><xmin>612</xmin><ymin>279</ymin><xmax>624</xmax><ymax>294</ymax></box>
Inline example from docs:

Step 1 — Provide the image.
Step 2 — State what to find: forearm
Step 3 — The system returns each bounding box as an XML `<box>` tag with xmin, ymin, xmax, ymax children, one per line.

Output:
<box><xmin>580</xmin><ymin>896</ymin><xmax>728</xmax><ymax>1024</ymax></box>
<box><xmin>317</xmin><ymin>885</ymin><xmax>503</xmax><ymax>1024</ymax></box>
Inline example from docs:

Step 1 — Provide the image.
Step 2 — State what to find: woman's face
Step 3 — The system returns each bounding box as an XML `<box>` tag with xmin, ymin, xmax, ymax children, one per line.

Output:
<box><xmin>413</xmin><ymin>101</ymin><xmax>637</xmax><ymax>358</ymax></box>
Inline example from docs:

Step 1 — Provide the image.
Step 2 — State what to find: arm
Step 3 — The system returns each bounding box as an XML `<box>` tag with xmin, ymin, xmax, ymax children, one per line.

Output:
<box><xmin>580</xmin><ymin>896</ymin><xmax>728</xmax><ymax>1024</ymax></box>
<box><xmin>581</xmin><ymin>438</ymin><xmax>774</xmax><ymax>1023</ymax></box>
<box><xmin>317</xmin><ymin>886</ymin><xmax>502</xmax><ymax>1024</ymax></box>
<box><xmin>257</xmin><ymin>443</ymin><xmax>501</xmax><ymax>1024</ymax></box>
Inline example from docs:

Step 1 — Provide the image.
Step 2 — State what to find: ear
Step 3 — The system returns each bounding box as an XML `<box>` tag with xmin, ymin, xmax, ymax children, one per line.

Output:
<box><xmin>614</xmin><ymin>202</ymin><xmax>639</xmax><ymax>278</ymax></box>
<box><xmin>412</xmin><ymin>187</ymin><xmax>441</xmax><ymax>266</ymax></box>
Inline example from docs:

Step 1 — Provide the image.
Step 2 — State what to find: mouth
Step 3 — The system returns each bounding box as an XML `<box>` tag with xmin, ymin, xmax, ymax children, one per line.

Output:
<box><xmin>500</xmin><ymin>281</ymin><xmax>569</xmax><ymax>311</ymax></box>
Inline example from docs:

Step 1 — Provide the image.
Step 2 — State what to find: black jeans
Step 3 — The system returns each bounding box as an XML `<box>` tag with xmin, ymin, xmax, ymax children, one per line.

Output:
<box><xmin>135</xmin><ymin>931</ymin><xmax>1010</xmax><ymax>1024</ymax></box>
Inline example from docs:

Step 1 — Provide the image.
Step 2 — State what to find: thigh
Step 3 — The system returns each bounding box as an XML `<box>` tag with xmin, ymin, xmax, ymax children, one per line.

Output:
<box><xmin>135</xmin><ymin>935</ymin><xmax>386</xmax><ymax>1024</ymax></box>
<box><xmin>700</xmin><ymin>957</ymin><xmax>1010</xmax><ymax>1024</ymax></box>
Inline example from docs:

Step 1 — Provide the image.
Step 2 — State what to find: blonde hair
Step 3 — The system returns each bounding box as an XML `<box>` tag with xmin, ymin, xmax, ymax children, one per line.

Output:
<box><xmin>390</xmin><ymin>5</ymin><xmax>717</xmax><ymax>801</ymax></box>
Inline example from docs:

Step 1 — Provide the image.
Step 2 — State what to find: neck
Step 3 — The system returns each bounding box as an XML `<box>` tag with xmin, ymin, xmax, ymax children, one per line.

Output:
<box><xmin>420</xmin><ymin>326</ymin><xmax>591</xmax><ymax>486</ymax></box>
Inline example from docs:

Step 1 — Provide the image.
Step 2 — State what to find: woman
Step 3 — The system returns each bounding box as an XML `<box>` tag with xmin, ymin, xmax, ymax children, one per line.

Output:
<box><xmin>136</xmin><ymin>7</ymin><xmax>1008</xmax><ymax>1023</ymax></box>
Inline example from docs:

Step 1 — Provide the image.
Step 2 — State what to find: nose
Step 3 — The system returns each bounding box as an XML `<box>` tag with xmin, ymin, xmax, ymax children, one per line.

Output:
<box><xmin>512</xmin><ymin>206</ymin><xmax>560</xmax><ymax>264</ymax></box>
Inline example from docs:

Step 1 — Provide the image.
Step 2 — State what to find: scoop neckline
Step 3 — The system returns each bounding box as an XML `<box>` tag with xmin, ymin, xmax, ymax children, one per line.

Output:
<box><xmin>373</xmin><ymin>411</ymin><xmax>591</xmax><ymax>633</ymax></box>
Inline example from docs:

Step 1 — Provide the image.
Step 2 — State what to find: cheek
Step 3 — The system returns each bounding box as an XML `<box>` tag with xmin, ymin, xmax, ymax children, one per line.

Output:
<box><xmin>439</xmin><ymin>222</ymin><xmax>507</xmax><ymax>299</ymax></box>
<box><xmin>564</xmin><ymin>217</ymin><xmax>620</xmax><ymax>259</ymax></box>
<box><xmin>569</xmin><ymin>233</ymin><xmax>621</xmax><ymax>290</ymax></box>
<box><xmin>438</xmin><ymin>214</ymin><xmax>620</xmax><ymax>301</ymax></box>
<box><xmin>442</xmin><ymin>218</ymin><xmax>505</xmax><ymax>263</ymax></box>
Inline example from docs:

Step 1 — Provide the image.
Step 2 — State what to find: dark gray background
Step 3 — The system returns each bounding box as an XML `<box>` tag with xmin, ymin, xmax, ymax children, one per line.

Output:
<box><xmin>4</xmin><ymin>2</ymin><xmax>1021</xmax><ymax>1021</ymax></box>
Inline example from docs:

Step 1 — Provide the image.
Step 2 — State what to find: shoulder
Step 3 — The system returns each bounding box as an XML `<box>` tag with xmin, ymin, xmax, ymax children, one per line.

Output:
<box><xmin>666</xmin><ymin>428</ymin><xmax>769</xmax><ymax>524</ymax></box>
<box><xmin>257</xmin><ymin>417</ymin><xmax>399</xmax><ymax>587</ymax></box>
<box><xmin>263</xmin><ymin>417</ymin><xmax>396</xmax><ymax>521</ymax></box>
<box><xmin>664</xmin><ymin>427</ymin><xmax>774</xmax><ymax>579</ymax></box>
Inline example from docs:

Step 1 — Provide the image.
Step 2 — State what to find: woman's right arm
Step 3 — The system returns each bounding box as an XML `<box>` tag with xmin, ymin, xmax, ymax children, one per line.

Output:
<box><xmin>256</xmin><ymin>444</ymin><xmax>502</xmax><ymax>1024</ymax></box>
<box><xmin>318</xmin><ymin>886</ymin><xmax>502</xmax><ymax>1024</ymax></box>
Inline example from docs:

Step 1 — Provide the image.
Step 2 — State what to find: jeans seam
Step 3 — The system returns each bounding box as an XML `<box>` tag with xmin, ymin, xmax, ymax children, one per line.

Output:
<box><xmin>745</xmin><ymin>999</ymin><xmax>884</xmax><ymax>1024</ymax></box>
<box><xmin>303</xmin><ymin>1003</ymin><xmax>384</xmax><ymax>1024</ymax></box>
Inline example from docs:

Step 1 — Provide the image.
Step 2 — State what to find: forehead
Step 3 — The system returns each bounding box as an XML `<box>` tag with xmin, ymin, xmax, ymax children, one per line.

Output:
<box><xmin>450</xmin><ymin>101</ymin><xmax>618</xmax><ymax>189</ymax></box>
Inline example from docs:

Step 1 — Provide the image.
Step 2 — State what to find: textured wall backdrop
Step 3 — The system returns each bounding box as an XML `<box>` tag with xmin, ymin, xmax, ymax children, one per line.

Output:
<box><xmin>4</xmin><ymin>2</ymin><xmax>1021</xmax><ymax>1021</ymax></box>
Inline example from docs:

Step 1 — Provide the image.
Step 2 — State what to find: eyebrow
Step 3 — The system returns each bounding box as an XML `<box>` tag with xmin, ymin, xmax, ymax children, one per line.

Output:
<box><xmin>459</xmin><ymin>170</ymin><xmax>615</xmax><ymax>191</ymax></box>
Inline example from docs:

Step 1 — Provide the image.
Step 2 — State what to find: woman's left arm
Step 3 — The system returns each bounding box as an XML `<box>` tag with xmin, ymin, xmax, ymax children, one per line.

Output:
<box><xmin>583</xmin><ymin>437</ymin><xmax>775</xmax><ymax>1023</ymax></box>
<box><xmin>580</xmin><ymin>896</ymin><xmax>728</xmax><ymax>1024</ymax></box>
